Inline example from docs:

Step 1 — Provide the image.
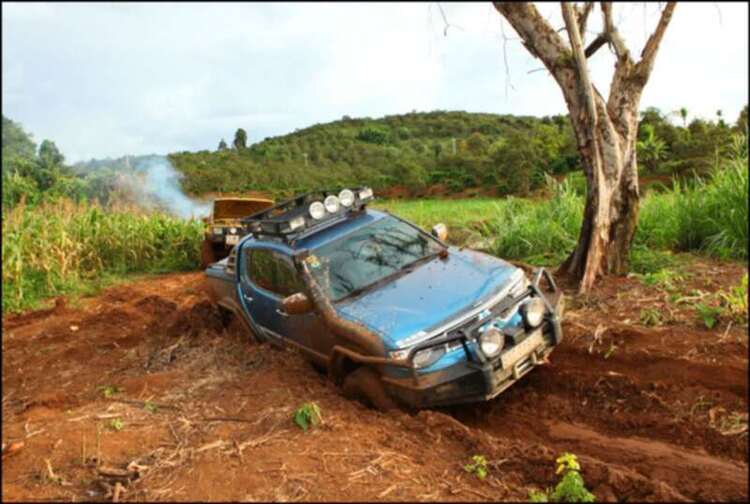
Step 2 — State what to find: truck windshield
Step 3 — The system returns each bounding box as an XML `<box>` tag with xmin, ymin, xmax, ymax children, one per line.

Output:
<box><xmin>309</xmin><ymin>216</ymin><xmax>444</xmax><ymax>302</ymax></box>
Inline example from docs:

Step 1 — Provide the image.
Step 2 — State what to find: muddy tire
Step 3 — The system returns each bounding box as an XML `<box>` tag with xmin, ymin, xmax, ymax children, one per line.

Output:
<box><xmin>200</xmin><ymin>239</ymin><xmax>217</xmax><ymax>269</ymax></box>
<box><xmin>342</xmin><ymin>367</ymin><xmax>396</xmax><ymax>411</ymax></box>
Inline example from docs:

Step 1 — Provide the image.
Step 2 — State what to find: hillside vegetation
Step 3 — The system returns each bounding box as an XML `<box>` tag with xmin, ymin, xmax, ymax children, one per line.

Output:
<box><xmin>167</xmin><ymin>108</ymin><xmax>746</xmax><ymax>198</ymax></box>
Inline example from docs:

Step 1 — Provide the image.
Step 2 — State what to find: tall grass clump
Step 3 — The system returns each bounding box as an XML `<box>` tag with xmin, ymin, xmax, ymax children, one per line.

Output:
<box><xmin>638</xmin><ymin>133</ymin><xmax>748</xmax><ymax>259</ymax></box>
<box><xmin>483</xmin><ymin>175</ymin><xmax>582</xmax><ymax>264</ymax></box>
<box><xmin>2</xmin><ymin>199</ymin><xmax>203</xmax><ymax>313</ymax></box>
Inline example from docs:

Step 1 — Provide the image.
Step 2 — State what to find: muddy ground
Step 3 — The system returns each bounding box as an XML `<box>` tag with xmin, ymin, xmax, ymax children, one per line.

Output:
<box><xmin>2</xmin><ymin>258</ymin><xmax>748</xmax><ymax>502</ymax></box>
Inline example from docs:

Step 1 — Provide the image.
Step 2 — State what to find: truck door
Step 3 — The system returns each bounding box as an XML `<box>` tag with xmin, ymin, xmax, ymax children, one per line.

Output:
<box><xmin>239</xmin><ymin>246</ymin><xmax>319</xmax><ymax>352</ymax></box>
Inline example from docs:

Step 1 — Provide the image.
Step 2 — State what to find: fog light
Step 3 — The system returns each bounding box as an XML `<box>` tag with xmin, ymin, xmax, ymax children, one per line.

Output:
<box><xmin>309</xmin><ymin>201</ymin><xmax>326</xmax><ymax>220</ymax></box>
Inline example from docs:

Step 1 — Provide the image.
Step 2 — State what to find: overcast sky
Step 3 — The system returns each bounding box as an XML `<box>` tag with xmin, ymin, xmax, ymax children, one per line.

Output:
<box><xmin>2</xmin><ymin>2</ymin><xmax>748</xmax><ymax>163</ymax></box>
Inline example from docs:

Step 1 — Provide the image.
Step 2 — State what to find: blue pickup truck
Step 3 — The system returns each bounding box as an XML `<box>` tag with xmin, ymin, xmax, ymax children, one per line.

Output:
<box><xmin>205</xmin><ymin>188</ymin><xmax>564</xmax><ymax>409</ymax></box>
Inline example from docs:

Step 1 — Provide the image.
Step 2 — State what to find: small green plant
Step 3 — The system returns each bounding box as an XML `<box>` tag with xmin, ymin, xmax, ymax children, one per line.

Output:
<box><xmin>695</xmin><ymin>302</ymin><xmax>722</xmax><ymax>329</ymax></box>
<box><xmin>108</xmin><ymin>418</ymin><xmax>124</xmax><ymax>431</ymax></box>
<box><xmin>528</xmin><ymin>452</ymin><xmax>595</xmax><ymax>503</ymax></box>
<box><xmin>463</xmin><ymin>454</ymin><xmax>489</xmax><ymax>480</ymax></box>
<box><xmin>293</xmin><ymin>402</ymin><xmax>322</xmax><ymax>431</ymax></box>
<box><xmin>603</xmin><ymin>343</ymin><xmax>617</xmax><ymax>360</ymax></box>
<box><xmin>637</xmin><ymin>268</ymin><xmax>686</xmax><ymax>291</ymax></box>
<box><xmin>639</xmin><ymin>308</ymin><xmax>663</xmax><ymax>327</ymax></box>
<box><xmin>719</xmin><ymin>273</ymin><xmax>748</xmax><ymax>323</ymax></box>
<box><xmin>143</xmin><ymin>401</ymin><xmax>158</xmax><ymax>414</ymax></box>
<box><xmin>98</xmin><ymin>385</ymin><xmax>122</xmax><ymax>398</ymax></box>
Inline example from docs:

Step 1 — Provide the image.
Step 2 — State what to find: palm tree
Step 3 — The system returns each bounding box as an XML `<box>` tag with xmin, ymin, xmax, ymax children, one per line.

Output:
<box><xmin>637</xmin><ymin>124</ymin><xmax>667</xmax><ymax>174</ymax></box>
<box><xmin>679</xmin><ymin>107</ymin><xmax>688</xmax><ymax>128</ymax></box>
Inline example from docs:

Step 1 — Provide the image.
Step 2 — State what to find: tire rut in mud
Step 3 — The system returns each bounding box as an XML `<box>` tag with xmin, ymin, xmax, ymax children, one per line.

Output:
<box><xmin>443</xmin><ymin>329</ymin><xmax>749</xmax><ymax>502</ymax></box>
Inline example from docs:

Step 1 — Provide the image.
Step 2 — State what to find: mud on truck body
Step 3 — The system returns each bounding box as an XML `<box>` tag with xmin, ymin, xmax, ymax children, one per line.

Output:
<box><xmin>201</xmin><ymin>196</ymin><xmax>275</xmax><ymax>268</ymax></box>
<box><xmin>205</xmin><ymin>188</ymin><xmax>564</xmax><ymax>409</ymax></box>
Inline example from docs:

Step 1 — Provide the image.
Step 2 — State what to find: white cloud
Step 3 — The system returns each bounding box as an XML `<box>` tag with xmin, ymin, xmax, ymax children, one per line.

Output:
<box><xmin>2</xmin><ymin>2</ymin><xmax>747</xmax><ymax>162</ymax></box>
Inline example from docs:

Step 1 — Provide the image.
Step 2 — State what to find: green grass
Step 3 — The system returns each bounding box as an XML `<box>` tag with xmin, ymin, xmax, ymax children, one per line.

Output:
<box><xmin>2</xmin><ymin>199</ymin><xmax>203</xmax><ymax>314</ymax></box>
<box><xmin>377</xmin><ymin>144</ymin><xmax>748</xmax><ymax>267</ymax></box>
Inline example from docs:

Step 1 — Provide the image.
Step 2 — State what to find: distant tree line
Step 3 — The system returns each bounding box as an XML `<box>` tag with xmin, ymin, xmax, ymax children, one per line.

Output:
<box><xmin>2</xmin><ymin>107</ymin><xmax>747</xmax><ymax>210</ymax></box>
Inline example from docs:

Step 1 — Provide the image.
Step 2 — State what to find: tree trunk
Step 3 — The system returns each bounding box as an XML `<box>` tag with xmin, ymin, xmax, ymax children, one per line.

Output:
<box><xmin>493</xmin><ymin>2</ymin><xmax>675</xmax><ymax>293</ymax></box>
<box><xmin>558</xmin><ymin>92</ymin><xmax>641</xmax><ymax>292</ymax></box>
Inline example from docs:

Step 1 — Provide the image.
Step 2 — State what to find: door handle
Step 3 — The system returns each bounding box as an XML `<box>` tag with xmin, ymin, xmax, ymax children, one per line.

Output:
<box><xmin>243</xmin><ymin>294</ymin><xmax>253</xmax><ymax>303</ymax></box>
<box><xmin>276</xmin><ymin>308</ymin><xmax>289</xmax><ymax>317</ymax></box>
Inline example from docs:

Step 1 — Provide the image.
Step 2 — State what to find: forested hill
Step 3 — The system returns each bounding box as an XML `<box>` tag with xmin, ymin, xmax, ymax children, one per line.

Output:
<box><xmin>168</xmin><ymin>111</ymin><xmax>581</xmax><ymax>198</ymax></box>
<box><xmin>168</xmin><ymin>107</ymin><xmax>746</xmax><ymax>198</ymax></box>
<box><xmin>7</xmin><ymin>106</ymin><xmax>744</xmax><ymax>207</ymax></box>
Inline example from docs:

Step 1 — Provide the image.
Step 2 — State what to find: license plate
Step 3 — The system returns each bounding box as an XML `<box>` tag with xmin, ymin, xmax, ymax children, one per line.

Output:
<box><xmin>225</xmin><ymin>235</ymin><xmax>239</xmax><ymax>245</ymax></box>
<box><xmin>501</xmin><ymin>330</ymin><xmax>543</xmax><ymax>369</ymax></box>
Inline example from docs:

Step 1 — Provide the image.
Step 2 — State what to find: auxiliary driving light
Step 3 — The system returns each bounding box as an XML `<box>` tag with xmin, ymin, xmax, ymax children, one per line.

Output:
<box><xmin>479</xmin><ymin>327</ymin><xmax>504</xmax><ymax>357</ymax></box>
<box><xmin>324</xmin><ymin>195</ymin><xmax>340</xmax><ymax>213</ymax></box>
<box><xmin>288</xmin><ymin>216</ymin><xmax>305</xmax><ymax>231</ymax></box>
<box><xmin>309</xmin><ymin>201</ymin><xmax>326</xmax><ymax>220</ymax></box>
<box><xmin>520</xmin><ymin>297</ymin><xmax>546</xmax><ymax>328</ymax></box>
<box><xmin>339</xmin><ymin>189</ymin><xmax>355</xmax><ymax>207</ymax></box>
<box><xmin>358</xmin><ymin>187</ymin><xmax>374</xmax><ymax>201</ymax></box>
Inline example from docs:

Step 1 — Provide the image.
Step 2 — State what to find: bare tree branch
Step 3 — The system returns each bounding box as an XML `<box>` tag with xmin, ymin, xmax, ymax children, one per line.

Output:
<box><xmin>636</xmin><ymin>2</ymin><xmax>676</xmax><ymax>78</ymax></box>
<box><xmin>561</xmin><ymin>2</ymin><xmax>597</xmax><ymax>125</ymax></box>
<box><xmin>492</xmin><ymin>2</ymin><xmax>571</xmax><ymax>74</ymax></box>
<box><xmin>584</xmin><ymin>33</ymin><xmax>608</xmax><ymax>58</ymax></box>
<box><xmin>436</xmin><ymin>3</ymin><xmax>464</xmax><ymax>37</ymax></box>
<box><xmin>601</xmin><ymin>2</ymin><xmax>631</xmax><ymax>62</ymax></box>
<box><xmin>577</xmin><ymin>2</ymin><xmax>595</xmax><ymax>39</ymax></box>
<box><xmin>499</xmin><ymin>18</ymin><xmax>517</xmax><ymax>97</ymax></box>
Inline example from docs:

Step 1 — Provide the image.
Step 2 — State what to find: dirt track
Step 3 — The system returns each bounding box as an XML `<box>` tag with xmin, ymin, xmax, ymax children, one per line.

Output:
<box><xmin>2</xmin><ymin>261</ymin><xmax>748</xmax><ymax>502</ymax></box>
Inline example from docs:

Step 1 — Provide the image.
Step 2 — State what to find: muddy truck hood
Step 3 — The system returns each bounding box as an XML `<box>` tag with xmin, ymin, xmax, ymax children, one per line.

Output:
<box><xmin>334</xmin><ymin>248</ymin><xmax>521</xmax><ymax>350</ymax></box>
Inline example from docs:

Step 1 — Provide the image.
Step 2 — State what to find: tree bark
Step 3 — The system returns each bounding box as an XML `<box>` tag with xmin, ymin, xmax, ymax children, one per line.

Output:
<box><xmin>493</xmin><ymin>2</ymin><xmax>675</xmax><ymax>293</ymax></box>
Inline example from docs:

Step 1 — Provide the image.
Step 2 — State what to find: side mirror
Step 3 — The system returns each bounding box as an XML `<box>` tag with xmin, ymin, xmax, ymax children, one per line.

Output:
<box><xmin>280</xmin><ymin>292</ymin><xmax>313</xmax><ymax>315</ymax></box>
<box><xmin>431</xmin><ymin>223</ymin><xmax>448</xmax><ymax>242</ymax></box>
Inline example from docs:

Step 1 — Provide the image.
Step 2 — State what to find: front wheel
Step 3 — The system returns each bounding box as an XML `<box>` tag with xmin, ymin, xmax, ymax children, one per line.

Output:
<box><xmin>342</xmin><ymin>367</ymin><xmax>396</xmax><ymax>411</ymax></box>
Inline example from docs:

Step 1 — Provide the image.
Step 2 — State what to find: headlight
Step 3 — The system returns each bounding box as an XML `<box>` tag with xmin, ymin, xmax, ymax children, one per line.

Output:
<box><xmin>309</xmin><ymin>201</ymin><xmax>326</xmax><ymax>220</ymax></box>
<box><xmin>389</xmin><ymin>345</ymin><xmax>445</xmax><ymax>369</ymax></box>
<box><xmin>479</xmin><ymin>327</ymin><xmax>504</xmax><ymax>357</ymax></box>
<box><xmin>339</xmin><ymin>189</ymin><xmax>355</xmax><ymax>207</ymax></box>
<box><xmin>412</xmin><ymin>346</ymin><xmax>445</xmax><ymax>369</ymax></box>
<box><xmin>212</xmin><ymin>227</ymin><xmax>223</xmax><ymax>235</ymax></box>
<box><xmin>229</xmin><ymin>227</ymin><xmax>237</xmax><ymax>234</ymax></box>
<box><xmin>324</xmin><ymin>195</ymin><xmax>340</xmax><ymax>213</ymax></box>
<box><xmin>520</xmin><ymin>297</ymin><xmax>546</xmax><ymax>328</ymax></box>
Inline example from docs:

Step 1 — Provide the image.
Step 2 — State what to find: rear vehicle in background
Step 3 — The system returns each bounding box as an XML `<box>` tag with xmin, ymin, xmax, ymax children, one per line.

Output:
<box><xmin>201</xmin><ymin>196</ymin><xmax>274</xmax><ymax>268</ymax></box>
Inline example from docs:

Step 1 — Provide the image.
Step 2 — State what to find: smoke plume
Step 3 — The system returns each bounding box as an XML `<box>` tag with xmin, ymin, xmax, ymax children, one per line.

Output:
<box><xmin>82</xmin><ymin>155</ymin><xmax>211</xmax><ymax>219</ymax></box>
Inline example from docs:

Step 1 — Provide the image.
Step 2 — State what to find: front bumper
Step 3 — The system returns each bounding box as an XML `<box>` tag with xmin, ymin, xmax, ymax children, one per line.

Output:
<box><xmin>382</xmin><ymin>268</ymin><xmax>564</xmax><ymax>408</ymax></box>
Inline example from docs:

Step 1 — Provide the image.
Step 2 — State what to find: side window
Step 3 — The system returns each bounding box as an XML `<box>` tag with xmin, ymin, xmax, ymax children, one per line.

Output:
<box><xmin>247</xmin><ymin>249</ymin><xmax>304</xmax><ymax>298</ymax></box>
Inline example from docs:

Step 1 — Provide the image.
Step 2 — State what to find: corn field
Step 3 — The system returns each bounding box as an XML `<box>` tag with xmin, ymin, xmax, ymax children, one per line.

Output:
<box><xmin>2</xmin><ymin>199</ymin><xmax>203</xmax><ymax>313</ymax></box>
